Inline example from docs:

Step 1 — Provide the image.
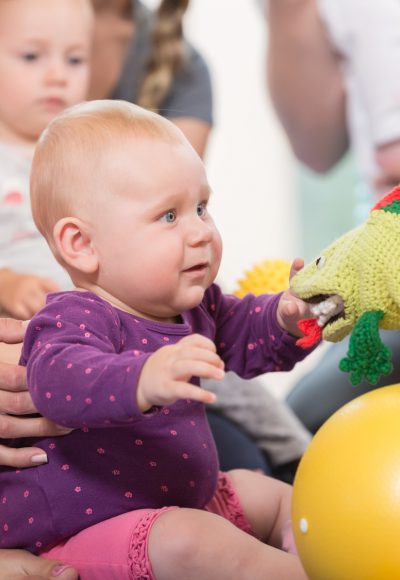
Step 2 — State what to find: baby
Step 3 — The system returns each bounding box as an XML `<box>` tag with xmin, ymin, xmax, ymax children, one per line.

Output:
<box><xmin>1</xmin><ymin>100</ymin><xmax>311</xmax><ymax>579</ymax></box>
<box><xmin>0</xmin><ymin>0</ymin><xmax>93</xmax><ymax>319</ymax></box>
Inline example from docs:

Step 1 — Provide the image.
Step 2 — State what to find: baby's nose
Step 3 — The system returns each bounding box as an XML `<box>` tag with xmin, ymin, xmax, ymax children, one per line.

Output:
<box><xmin>45</xmin><ymin>57</ymin><xmax>68</xmax><ymax>84</ymax></box>
<box><xmin>187</xmin><ymin>219</ymin><xmax>214</xmax><ymax>245</ymax></box>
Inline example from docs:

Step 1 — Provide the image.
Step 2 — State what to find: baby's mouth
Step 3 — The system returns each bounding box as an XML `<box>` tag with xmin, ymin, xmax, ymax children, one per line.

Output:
<box><xmin>184</xmin><ymin>263</ymin><xmax>207</xmax><ymax>273</ymax></box>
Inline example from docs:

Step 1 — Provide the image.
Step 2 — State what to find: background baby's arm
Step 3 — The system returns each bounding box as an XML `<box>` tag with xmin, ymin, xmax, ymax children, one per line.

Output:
<box><xmin>0</xmin><ymin>269</ymin><xmax>59</xmax><ymax>319</ymax></box>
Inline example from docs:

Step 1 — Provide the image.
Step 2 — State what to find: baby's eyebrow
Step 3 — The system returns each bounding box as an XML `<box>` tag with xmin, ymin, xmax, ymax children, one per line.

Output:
<box><xmin>20</xmin><ymin>38</ymin><xmax>89</xmax><ymax>51</ymax></box>
<box><xmin>19</xmin><ymin>38</ymin><xmax>45</xmax><ymax>47</ymax></box>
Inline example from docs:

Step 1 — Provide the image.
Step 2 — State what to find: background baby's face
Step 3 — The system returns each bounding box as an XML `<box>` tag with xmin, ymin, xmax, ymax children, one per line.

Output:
<box><xmin>0</xmin><ymin>0</ymin><xmax>93</xmax><ymax>146</ymax></box>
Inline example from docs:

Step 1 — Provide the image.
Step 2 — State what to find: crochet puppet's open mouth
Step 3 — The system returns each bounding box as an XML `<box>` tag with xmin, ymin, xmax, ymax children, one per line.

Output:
<box><xmin>294</xmin><ymin>293</ymin><xmax>347</xmax><ymax>348</ymax></box>
<box><xmin>306</xmin><ymin>294</ymin><xmax>345</xmax><ymax>328</ymax></box>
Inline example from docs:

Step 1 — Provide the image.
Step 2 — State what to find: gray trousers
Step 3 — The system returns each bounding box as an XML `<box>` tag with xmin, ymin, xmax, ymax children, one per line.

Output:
<box><xmin>287</xmin><ymin>331</ymin><xmax>400</xmax><ymax>433</ymax></box>
<box><xmin>203</xmin><ymin>372</ymin><xmax>311</xmax><ymax>467</ymax></box>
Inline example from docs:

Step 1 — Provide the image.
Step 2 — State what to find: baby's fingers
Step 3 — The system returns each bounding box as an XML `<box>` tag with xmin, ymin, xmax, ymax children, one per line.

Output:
<box><xmin>289</xmin><ymin>257</ymin><xmax>304</xmax><ymax>280</ymax></box>
<box><xmin>280</xmin><ymin>298</ymin><xmax>301</xmax><ymax>320</ymax></box>
<box><xmin>177</xmin><ymin>358</ymin><xmax>225</xmax><ymax>382</ymax></box>
<box><xmin>178</xmin><ymin>333</ymin><xmax>217</xmax><ymax>352</ymax></box>
<box><xmin>171</xmin><ymin>381</ymin><xmax>216</xmax><ymax>405</ymax></box>
<box><xmin>277</xmin><ymin>292</ymin><xmax>311</xmax><ymax>337</ymax></box>
<box><xmin>178</xmin><ymin>346</ymin><xmax>224</xmax><ymax>371</ymax></box>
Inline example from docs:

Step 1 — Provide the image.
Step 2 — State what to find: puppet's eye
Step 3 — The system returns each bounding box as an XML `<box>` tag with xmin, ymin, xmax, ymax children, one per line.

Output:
<box><xmin>316</xmin><ymin>255</ymin><xmax>326</xmax><ymax>269</ymax></box>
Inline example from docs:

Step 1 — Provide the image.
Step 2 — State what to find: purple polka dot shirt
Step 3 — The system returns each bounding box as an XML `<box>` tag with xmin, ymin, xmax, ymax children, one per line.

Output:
<box><xmin>0</xmin><ymin>285</ymin><xmax>311</xmax><ymax>552</ymax></box>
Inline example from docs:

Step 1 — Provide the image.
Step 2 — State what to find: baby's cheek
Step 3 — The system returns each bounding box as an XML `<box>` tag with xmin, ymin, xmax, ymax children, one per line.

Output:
<box><xmin>213</xmin><ymin>233</ymin><xmax>223</xmax><ymax>267</ymax></box>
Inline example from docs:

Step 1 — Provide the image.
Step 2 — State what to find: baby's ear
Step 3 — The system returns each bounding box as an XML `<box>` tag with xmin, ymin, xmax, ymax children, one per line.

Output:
<box><xmin>53</xmin><ymin>217</ymin><xmax>98</xmax><ymax>274</ymax></box>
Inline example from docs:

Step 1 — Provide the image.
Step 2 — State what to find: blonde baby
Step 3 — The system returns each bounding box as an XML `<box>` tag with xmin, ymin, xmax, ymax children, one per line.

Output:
<box><xmin>1</xmin><ymin>100</ymin><xmax>311</xmax><ymax>579</ymax></box>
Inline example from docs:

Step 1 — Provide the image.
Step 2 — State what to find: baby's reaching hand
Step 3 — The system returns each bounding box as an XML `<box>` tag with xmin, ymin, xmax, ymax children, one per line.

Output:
<box><xmin>0</xmin><ymin>269</ymin><xmax>59</xmax><ymax>319</ymax></box>
<box><xmin>276</xmin><ymin>257</ymin><xmax>314</xmax><ymax>337</ymax></box>
<box><xmin>137</xmin><ymin>334</ymin><xmax>224</xmax><ymax>412</ymax></box>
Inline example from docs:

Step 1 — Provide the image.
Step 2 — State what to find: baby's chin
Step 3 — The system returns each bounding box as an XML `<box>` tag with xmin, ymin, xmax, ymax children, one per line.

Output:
<box><xmin>178</xmin><ymin>287</ymin><xmax>208</xmax><ymax>313</ymax></box>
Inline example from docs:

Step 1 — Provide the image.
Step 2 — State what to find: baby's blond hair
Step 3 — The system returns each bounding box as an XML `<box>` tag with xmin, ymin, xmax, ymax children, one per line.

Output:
<box><xmin>30</xmin><ymin>99</ymin><xmax>185</xmax><ymax>248</ymax></box>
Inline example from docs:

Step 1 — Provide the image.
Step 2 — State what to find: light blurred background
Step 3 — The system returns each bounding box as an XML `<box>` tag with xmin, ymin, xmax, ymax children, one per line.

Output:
<box><xmin>186</xmin><ymin>0</ymin><xmax>299</xmax><ymax>293</ymax></box>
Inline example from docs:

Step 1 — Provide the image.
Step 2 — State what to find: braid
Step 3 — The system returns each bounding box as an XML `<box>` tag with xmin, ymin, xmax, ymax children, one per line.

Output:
<box><xmin>137</xmin><ymin>0</ymin><xmax>190</xmax><ymax>113</ymax></box>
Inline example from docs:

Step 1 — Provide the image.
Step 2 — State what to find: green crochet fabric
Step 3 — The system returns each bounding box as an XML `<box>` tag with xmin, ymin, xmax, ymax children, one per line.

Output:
<box><xmin>291</xmin><ymin>186</ymin><xmax>400</xmax><ymax>385</ymax></box>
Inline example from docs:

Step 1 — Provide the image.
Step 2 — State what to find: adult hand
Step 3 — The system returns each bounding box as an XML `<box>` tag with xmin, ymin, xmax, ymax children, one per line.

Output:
<box><xmin>0</xmin><ymin>549</ymin><xmax>78</xmax><ymax>579</ymax></box>
<box><xmin>0</xmin><ymin>318</ymin><xmax>71</xmax><ymax>468</ymax></box>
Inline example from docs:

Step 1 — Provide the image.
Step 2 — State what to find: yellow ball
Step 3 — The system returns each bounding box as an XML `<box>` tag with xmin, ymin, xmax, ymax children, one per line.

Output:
<box><xmin>292</xmin><ymin>384</ymin><xmax>400</xmax><ymax>580</ymax></box>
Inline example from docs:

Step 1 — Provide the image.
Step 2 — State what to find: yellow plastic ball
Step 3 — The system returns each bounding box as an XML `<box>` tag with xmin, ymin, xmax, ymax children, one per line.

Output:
<box><xmin>292</xmin><ymin>384</ymin><xmax>400</xmax><ymax>580</ymax></box>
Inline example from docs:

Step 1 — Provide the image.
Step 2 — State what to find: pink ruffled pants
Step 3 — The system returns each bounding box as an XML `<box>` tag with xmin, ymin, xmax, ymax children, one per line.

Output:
<box><xmin>41</xmin><ymin>472</ymin><xmax>254</xmax><ymax>579</ymax></box>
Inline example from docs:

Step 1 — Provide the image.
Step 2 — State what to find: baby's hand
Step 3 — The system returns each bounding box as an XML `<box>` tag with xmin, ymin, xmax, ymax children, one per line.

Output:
<box><xmin>276</xmin><ymin>257</ymin><xmax>313</xmax><ymax>337</ymax></box>
<box><xmin>137</xmin><ymin>334</ymin><xmax>224</xmax><ymax>412</ymax></box>
<box><xmin>0</xmin><ymin>270</ymin><xmax>59</xmax><ymax>319</ymax></box>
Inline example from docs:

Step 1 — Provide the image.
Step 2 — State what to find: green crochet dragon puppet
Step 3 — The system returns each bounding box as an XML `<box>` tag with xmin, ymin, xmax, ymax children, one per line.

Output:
<box><xmin>291</xmin><ymin>186</ymin><xmax>400</xmax><ymax>386</ymax></box>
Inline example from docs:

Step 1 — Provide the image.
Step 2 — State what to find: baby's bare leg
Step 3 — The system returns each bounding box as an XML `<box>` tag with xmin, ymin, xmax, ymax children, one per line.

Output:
<box><xmin>148</xmin><ymin>507</ymin><xmax>307</xmax><ymax>580</ymax></box>
<box><xmin>227</xmin><ymin>468</ymin><xmax>293</xmax><ymax>548</ymax></box>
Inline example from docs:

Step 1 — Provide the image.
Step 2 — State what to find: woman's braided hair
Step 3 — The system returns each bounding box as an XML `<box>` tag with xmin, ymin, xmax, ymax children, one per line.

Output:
<box><xmin>137</xmin><ymin>0</ymin><xmax>190</xmax><ymax>113</ymax></box>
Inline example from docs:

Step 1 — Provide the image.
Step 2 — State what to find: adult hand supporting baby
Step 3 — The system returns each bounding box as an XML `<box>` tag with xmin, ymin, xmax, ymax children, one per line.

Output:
<box><xmin>0</xmin><ymin>317</ymin><xmax>71</xmax><ymax>468</ymax></box>
<box><xmin>137</xmin><ymin>334</ymin><xmax>224</xmax><ymax>412</ymax></box>
<box><xmin>0</xmin><ymin>549</ymin><xmax>78</xmax><ymax>580</ymax></box>
<box><xmin>276</xmin><ymin>257</ymin><xmax>314</xmax><ymax>337</ymax></box>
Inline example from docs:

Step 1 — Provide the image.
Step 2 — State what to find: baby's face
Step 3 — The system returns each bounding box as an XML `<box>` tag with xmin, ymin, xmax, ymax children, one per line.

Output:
<box><xmin>91</xmin><ymin>137</ymin><xmax>223</xmax><ymax>322</ymax></box>
<box><xmin>0</xmin><ymin>0</ymin><xmax>93</xmax><ymax>146</ymax></box>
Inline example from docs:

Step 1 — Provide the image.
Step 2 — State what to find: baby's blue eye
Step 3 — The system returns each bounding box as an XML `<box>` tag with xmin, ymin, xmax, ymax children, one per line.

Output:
<box><xmin>197</xmin><ymin>202</ymin><xmax>207</xmax><ymax>217</ymax></box>
<box><xmin>161</xmin><ymin>210</ymin><xmax>176</xmax><ymax>223</ymax></box>
<box><xmin>22</xmin><ymin>52</ymin><xmax>38</xmax><ymax>61</ymax></box>
<box><xmin>68</xmin><ymin>56</ymin><xmax>85</xmax><ymax>66</ymax></box>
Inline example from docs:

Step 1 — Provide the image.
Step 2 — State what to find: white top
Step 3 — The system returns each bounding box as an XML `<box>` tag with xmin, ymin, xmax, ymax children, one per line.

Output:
<box><xmin>0</xmin><ymin>141</ymin><xmax>71</xmax><ymax>289</ymax></box>
<box><xmin>318</xmin><ymin>0</ymin><xmax>400</xmax><ymax>221</ymax></box>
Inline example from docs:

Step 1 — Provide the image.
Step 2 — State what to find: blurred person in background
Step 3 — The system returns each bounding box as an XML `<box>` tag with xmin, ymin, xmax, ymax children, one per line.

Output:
<box><xmin>266</xmin><ymin>0</ymin><xmax>400</xmax><ymax>432</ymax></box>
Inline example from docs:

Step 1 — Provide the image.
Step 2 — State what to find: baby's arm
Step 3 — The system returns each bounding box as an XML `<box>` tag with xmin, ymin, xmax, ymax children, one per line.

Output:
<box><xmin>0</xmin><ymin>268</ymin><xmax>59</xmax><ymax>319</ymax></box>
<box><xmin>23</xmin><ymin>297</ymin><xmax>224</xmax><ymax>427</ymax></box>
<box><xmin>137</xmin><ymin>334</ymin><xmax>224</xmax><ymax>412</ymax></box>
<box><xmin>205</xmin><ymin>261</ymin><xmax>315</xmax><ymax>379</ymax></box>
<box><xmin>24</xmin><ymin>303</ymin><xmax>151</xmax><ymax>428</ymax></box>
<box><xmin>0</xmin><ymin>317</ymin><xmax>71</xmax><ymax>468</ymax></box>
